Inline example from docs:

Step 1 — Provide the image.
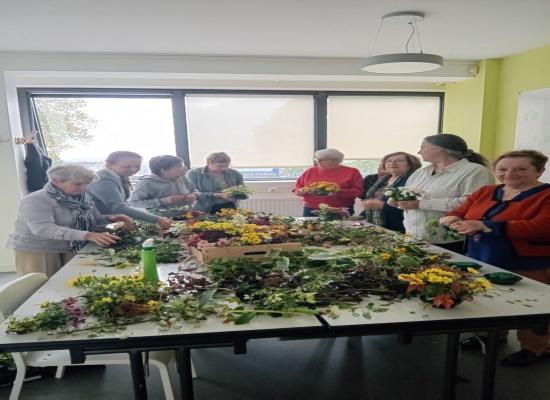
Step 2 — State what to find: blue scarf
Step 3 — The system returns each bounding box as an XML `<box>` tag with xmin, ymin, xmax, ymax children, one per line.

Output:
<box><xmin>44</xmin><ymin>182</ymin><xmax>96</xmax><ymax>252</ymax></box>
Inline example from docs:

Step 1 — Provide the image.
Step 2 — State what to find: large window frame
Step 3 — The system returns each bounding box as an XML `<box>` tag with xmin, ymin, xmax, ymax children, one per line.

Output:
<box><xmin>18</xmin><ymin>88</ymin><xmax>444</xmax><ymax>180</ymax></box>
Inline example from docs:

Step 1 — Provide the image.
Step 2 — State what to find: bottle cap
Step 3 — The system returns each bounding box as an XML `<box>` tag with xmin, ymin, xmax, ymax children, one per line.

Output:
<box><xmin>142</xmin><ymin>238</ymin><xmax>155</xmax><ymax>248</ymax></box>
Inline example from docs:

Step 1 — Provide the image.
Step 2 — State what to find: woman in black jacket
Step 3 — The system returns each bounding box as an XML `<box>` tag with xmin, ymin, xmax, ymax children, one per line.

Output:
<box><xmin>361</xmin><ymin>152</ymin><xmax>421</xmax><ymax>232</ymax></box>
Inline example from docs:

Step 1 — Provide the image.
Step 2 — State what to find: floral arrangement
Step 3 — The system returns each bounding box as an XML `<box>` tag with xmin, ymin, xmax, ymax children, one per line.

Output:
<box><xmin>181</xmin><ymin>220</ymin><xmax>288</xmax><ymax>247</ymax></box>
<box><xmin>223</xmin><ymin>185</ymin><xmax>255</xmax><ymax>200</ymax></box>
<box><xmin>300</xmin><ymin>181</ymin><xmax>340</xmax><ymax>196</ymax></box>
<box><xmin>397</xmin><ymin>266</ymin><xmax>491</xmax><ymax>308</ymax></box>
<box><xmin>311</xmin><ymin>203</ymin><xmax>350</xmax><ymax>221</ymax></box>
<box><xmin>6</xmin><ymin>273</ymin><xmax>219</xmax><ymax>335</ymax></box>
<box><xmin>384</xmin><ymin>187</ymin><xmax>423</xmax><ymax>201</ymax></box>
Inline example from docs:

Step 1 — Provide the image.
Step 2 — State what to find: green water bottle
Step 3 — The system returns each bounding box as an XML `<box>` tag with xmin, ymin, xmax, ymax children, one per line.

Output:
<box><xmin>142</xmin><ymin>238</ymin><xmax>159</xmax><ymax>283</ymax></box>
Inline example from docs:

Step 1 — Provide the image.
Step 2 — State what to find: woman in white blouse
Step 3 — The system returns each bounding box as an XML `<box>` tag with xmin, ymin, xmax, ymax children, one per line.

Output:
<box><xmin>396</xmin><ymin>134</ymin><xmax>494</xmax><ymax>253</ymax></box>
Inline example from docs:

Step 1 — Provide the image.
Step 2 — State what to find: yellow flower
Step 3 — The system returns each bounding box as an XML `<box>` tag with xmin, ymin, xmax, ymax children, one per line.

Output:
<box><xmin>476</xmin><ymin>278</ymin><xmax>492</xmax><ymax>289</ymax></box>
<box><xmin>380</xmin><ymin>253</ymin><xmax>391</xmax><ymax>260</ymax></box>
<box><xmin>40</xmin><ymin>300</ymin><xmax>50</xmax><ymax>308</ymax></box>
<box><xmin>395</xmin><ymin>247</ymin><xmax>407</xmax><ymax>254</ymax></box>
<box><xmin>147</xmin><ymin>300</ymin><xmax>159</xmax><ymax>309</ymax></box>
<box><xmin>467</xmin><ymin>267</ymin><xmax>480</xmax><ymax>275</ymax></box>
<box><xmin>100</xmin><ymin>297</ymin><xmax>113</xmax><ymax>303</ymax></box>
<box><xmin>124</xmin><ymin>294</ymin><xmax>136</xmax><ymax>302</ymax></box>
<box><xmin>67</xmin><ymin>278</ymin><xmax>78</xmax><ymax>287</ymax></box>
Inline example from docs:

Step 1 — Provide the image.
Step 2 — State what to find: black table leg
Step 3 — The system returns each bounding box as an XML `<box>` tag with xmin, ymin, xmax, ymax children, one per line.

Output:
<box><xmin>129</xmin><ymin>351</ymin><xmax>148</xmax><ymax>400</ymax></box>
<box><xmin>481</xmin><ymin>329</ymin><xmax>499</xmax><ymax>400</ymax></box>
<box><xmin>176</xmin><ymin>348</ymin><xmax>194</xmax><ymax>400</ymax></box>
<box><xmin>443</xmin><ymin>331</ymin><xmax>460</xmax><ymax>400</ymax></box>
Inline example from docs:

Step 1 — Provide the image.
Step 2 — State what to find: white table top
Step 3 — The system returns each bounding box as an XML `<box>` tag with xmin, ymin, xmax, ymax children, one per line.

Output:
<box><xmin>0</xmin><ymin>248</ymin><xmax>323</xmax><ymax>350</ymax></box>
<box><xmin>324</xmin><ymin>249</ymin><xmax>550</xmax><ymax>328</ymax></box>
<box><xmin>1</xmin><ymin>242</ymin><xmax>550</xmax><ymax>350</ymax></box>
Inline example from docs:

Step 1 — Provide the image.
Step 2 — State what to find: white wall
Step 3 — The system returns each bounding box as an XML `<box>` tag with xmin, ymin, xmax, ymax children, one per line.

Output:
<box><xmin>0</xmin><ymin>51</ymin><xmax>468</xmax><ymax>271</ymax></box>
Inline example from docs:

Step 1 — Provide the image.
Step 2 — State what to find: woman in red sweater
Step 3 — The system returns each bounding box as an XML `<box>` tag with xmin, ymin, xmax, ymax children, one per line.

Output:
<box><xmin>441</xmin><ymin>150</ymin><xmax>550</xmax><ymax>366</ymax></box>
<box><xmin>293</xmin><ymin>148</ymin><xmax>363</xmax><ymax>217</ymax></box>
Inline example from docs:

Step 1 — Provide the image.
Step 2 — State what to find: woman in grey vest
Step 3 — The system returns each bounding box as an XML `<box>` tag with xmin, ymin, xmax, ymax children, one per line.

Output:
<box><xmin>186</xmin><ymin>152</ymin><xmax>245</xmax><ymax>214</ymax></box>
<box><xmin>130</xmin><ymin>155</ymin><xmax>198</xmax><ymax>209</ymax></box>
<box><xmin>87</xmin><ymin>151</ymin><xmax>172</xmax><ymax>228</ymax></box>
<box><xmin>7</xmin><ymin>164</ymin><xmax>130</xmax><ymax>277</ymax></box>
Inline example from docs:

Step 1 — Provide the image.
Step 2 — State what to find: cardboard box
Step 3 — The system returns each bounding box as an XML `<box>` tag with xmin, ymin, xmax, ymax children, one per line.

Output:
<box><xmin>188</xmin><ymin>242</ymin><xmax>303</xmax><ymax>262</ymax></box>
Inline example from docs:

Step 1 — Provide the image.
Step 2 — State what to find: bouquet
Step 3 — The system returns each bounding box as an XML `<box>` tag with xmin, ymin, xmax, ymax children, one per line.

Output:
<box><xmin>223</xmin><ymin>185</ymin><xmax>255</xmax><ymax>200</ymax></box>
<box><xmin>384</xmin><ymin>187</ymin><xmax>423</xmax><ymax>201</ymax></box>
<box><xmin>311</xmin><ymin>203</ymin><xmax>350</xmax><ymax>221</ymax></box>
<box><xmin>398</xmin><ymin>266</ymin><xmax>491</xmax><ymax>309</ymax></box>
<box><xmin>300</xmin><ymin>181</ymin><xmax>340</xmax><ymax>196</ymax></box>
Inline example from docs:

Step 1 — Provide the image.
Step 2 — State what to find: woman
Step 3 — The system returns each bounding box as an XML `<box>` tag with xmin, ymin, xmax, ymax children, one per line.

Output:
<box><xmin>186</xmin><ymin>152</ymin><xmax>245</xmax><ymax>214</ymax></box>
<box><xmin>361</xmin><ymin>152</ymin><xmax>421</xmax><ymax>232</ymax></box>
<box><xmin>362</xmin><ymin>162</ymin><xmax>387</xmax><ymax>194</ymax></box>
<box><xmin>87</xmin><ymin>151</ymin><xmax>172</xmax><ymax>229</ymax></box>
<box><xmin>293</xmin><ymin>148</ymin><xmax>363</xmax><ymax>217</ymax></box>
<box><xmin>7</xmin><ymin>164</ymin><xmax>130</xmax><ymax>277</ymax></box>
<box><xmin>398</xmin><ymin>134</ymin><xmax>494</xmax><ymax>253</ymax></box>
<box><xmin>441</xmin><ymin>150</ymin><xmax>550</xmax><ymax>366</ymax></box>
<box><xmin>130</xmin><ymin>155</ymin><xmax>198</xmax><ymax>209</ymax></box>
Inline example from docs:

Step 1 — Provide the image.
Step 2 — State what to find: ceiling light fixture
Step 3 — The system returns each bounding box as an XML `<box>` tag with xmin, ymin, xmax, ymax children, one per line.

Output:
<box><xmin>361</xmin><ymin>11</ymin><xmax>443</xmax><ymax>74</ymax></box>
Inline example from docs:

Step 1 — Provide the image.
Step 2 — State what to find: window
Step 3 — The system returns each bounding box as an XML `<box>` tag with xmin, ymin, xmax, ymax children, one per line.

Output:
<box><xmin>22</xmin><ymin>90</ymin><xmax>442</xmax><ymax>181</ymax></box>
<box><xmin>33</xmin><ymin>96</ymin><xmax>175</xmax><ymax>176</ymax></box>
<box><xmin>185</xmin><ymin>94</ymin><xmax>314</xmax><ymax>180</ymax></box>
<box><xmin>327</xmin><ymin>95</ymin><xmax>440</xmax><ymax>175</ymax></box>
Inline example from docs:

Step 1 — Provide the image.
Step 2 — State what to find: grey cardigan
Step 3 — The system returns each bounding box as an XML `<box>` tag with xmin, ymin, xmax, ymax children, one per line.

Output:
<box><xmin>186</xmin><ymin>167</ymin><xmax>244</xmax><ymax>212</ymax></box>
<box><xmin>6</xmin><ymin>189</ymin><xmax>107</xmax><ymax>253</ymax></box>
<box><xmin>130</xmin><ymin>174</ymin><xmax>198</xmax><ymax>209</ymax></box>
<box><xmin>87</xmin><ymin>169</ymin><xmax>159</xmax><ymax>223</ymax></box>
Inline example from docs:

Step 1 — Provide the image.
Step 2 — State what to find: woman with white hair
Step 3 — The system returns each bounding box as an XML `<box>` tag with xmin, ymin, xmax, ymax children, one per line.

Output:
<box><xmin>293</xmin><ymin>148</ymin><xmax>363</xmax><ymax>216</ymax></box>
<box><xmin>7</xmin><ymin>164</ymin><xmax>132</xmax><ymax>277</ymax></box>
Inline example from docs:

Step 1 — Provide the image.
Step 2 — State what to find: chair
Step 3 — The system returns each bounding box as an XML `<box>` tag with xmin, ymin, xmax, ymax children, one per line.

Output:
<box><xmin>0</xmin><ymin>273</ymin><xmax>179</xmax><ymax>400</ymax></box>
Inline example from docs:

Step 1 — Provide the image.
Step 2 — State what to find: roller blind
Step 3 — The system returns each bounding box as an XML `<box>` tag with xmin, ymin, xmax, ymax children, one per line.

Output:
<box><xmin>185</xmin><ymin>94</ymin><xmax>314</xmax><ymax>167</ymax></box>
<box><xmin>327</xmin><ymin>96</ymin><xmax>440</xmax><ymax>159</ymax></box>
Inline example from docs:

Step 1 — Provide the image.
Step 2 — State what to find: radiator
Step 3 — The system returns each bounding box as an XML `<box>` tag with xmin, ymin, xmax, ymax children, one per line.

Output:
<box><xmin>240</xmin><ymin>196</ymin><xmax>303</xmax><ymax>216</ymax></box>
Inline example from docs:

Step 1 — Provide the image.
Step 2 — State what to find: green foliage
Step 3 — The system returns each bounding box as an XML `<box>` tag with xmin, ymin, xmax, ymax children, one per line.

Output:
<box><xmin>35</xmin><ymin>98</ymin><xmax>97</xmax><ymax>162</ymax></box>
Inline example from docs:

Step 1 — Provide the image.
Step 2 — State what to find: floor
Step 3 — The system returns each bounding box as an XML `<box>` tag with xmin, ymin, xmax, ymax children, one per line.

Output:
<box><xmin>1</xmin><ymin>273</ymin><xmax>550</xmax><ymax>400</ymax></box>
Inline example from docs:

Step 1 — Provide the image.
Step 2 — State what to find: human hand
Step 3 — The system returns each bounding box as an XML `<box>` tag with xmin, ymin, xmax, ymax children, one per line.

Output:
<box><xmin>166</xmin><ymin>195</ymin><xmax>191</xmax><ymax>204</ymax></box>
<box><xmin>106</xmin><ymin>214</ymin><xmax>134</xmax><ymax>228</ymax></box>
<box><xmin>157</xmin><ymin>217</ymin><xmax>173</xmax><ymax>229</ymax></box>
<box><xmin>387</xmin><ymin>198</ymin><xmax>398</xmax><ymax>208</ymax></box>
<box><xmin>449</xmin><ymin>220</ymin><xmax>488</xmax><ymax>235</ymax></box>
<box><xmin>439</xmin><ymin>216</ymin><xmax>462</xmax><ymax>226</ymax></box>
<box><xmin>184</xmin><ymin>193</ymin><xmax>198</xmax><ymax>202</ymax></box>
<box><xmin>294</xmin><ymin>188</ymin><xmax>307</xmax><ymax>196</ymax></box>
<box><xmin>215</xmin><ymin>192</ymin><xmax>234</xmax><ymax>202</ymax></box>
<box><xmin>396</xmin><ymin>200</ymin><xmax>420</xmax><ymax>210</ymax></box>
<box><xmin>362</xmin><ymin>198</ymin><xmax>385</xmax><ymax>210</ymax></box>
<box><xmin>86</xmin><ymin>232</ymin><xmax>120</xmax><ymax>246</ymax></box>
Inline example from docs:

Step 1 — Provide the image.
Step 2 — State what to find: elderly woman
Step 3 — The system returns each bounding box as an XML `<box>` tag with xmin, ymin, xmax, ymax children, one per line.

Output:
<box><xmin>361</xmin><ymin>152</ymin><xmax>421</xmax><ymax>232</ymax></box>
<box><xmin>398</xmin><ymin>134</ymin><xmax>494</xmax><ymax>253</ymax></box>
<box><xmin>186</xmin><ymin>152</ymin><xmax>245</xmax><ymax>214</ymax></box>
<box><xmin>130</xmin><ymin>155</ymin><xmax>198</xmax><ymax>209</ymax></box>
<box><xmin>293</xmin><ymin>148</ymin><xmax>363</xmax><ymax>217</ymax></box>
<box><xmin>87</xmin><ymin>151</ymin><xmax>172</xmax><ymax>229</ymax></box>
<box><xmin>441</xmin><ymin>150</ymin><xmax>550</xmax><ymax>366</ymax></box>
<box><xmin>7</xmin><ymin>164</ymin><xmax>131</xmax><ymax>277</ymax></box>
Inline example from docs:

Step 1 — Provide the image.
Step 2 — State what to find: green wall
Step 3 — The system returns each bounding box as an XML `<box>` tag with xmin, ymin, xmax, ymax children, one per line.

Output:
<box><xmin>444</xmin><ymin>44</ymin><xmax>550</xmax><ymax>160</ymax></box>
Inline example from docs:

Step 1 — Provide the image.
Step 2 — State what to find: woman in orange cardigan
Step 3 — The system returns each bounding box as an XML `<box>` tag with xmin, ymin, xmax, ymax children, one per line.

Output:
<box><xmin>441</xmin><ymin>150</ymin><xmax>550</xmax><ymax>367</ymax></box>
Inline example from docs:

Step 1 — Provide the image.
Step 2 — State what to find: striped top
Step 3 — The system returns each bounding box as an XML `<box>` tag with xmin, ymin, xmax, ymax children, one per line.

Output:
<box><xmin>403</xmin><ymin>158</ymin><xmax>494</xmax><ymax>243</ymax></box>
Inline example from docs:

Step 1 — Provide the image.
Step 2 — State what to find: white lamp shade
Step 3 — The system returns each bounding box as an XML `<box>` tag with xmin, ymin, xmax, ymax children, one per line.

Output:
<box><xmin>361</xmin><ymin>53</ymin><xmax>444</xmax><ymax>74</ymax></box>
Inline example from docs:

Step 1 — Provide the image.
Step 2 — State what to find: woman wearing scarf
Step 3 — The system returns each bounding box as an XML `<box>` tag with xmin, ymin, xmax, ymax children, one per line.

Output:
<box><xmin>7</xmin><ymin>164</ymin><xmax>131</xmax><ymax>277</ymax></box>
<box><xmin>361</xmin><ymin>152</ymin><xmax>421</xmax><ymax>232</ymax></box>
<box><xmin>88</xmin><ymin>151</ymin><xmax>172</xmax><ymax>228</ymax></box>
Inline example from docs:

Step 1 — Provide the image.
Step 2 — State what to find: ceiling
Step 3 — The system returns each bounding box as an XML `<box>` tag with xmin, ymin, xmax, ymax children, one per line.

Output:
<box><xmin>0</xmin><ymin>0</ymin><xmax>549</xmax><ymax>60</ymax></box>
